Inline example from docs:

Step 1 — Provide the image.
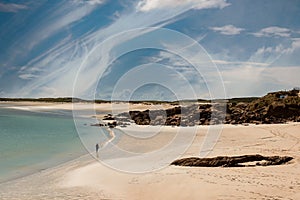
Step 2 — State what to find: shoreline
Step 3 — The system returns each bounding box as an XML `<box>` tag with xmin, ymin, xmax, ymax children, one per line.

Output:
<box><xmin>2</xmin><ymin>122</ymin><xmax>298</xmax><ymax>185</ymax></box>
<box><xmin>100</xmin><ymin>128</ymin><xmax>116</xmax><ymax>148</ymax></box>
<box><xmin>1</xmin><ymin>102</ymin><xmax>300</xmax><ymax>199</ymax></box>
<box><xmin>1</xmin><ymin>123</ymin><xmax>300</xmax><ymax>199</ymax></box>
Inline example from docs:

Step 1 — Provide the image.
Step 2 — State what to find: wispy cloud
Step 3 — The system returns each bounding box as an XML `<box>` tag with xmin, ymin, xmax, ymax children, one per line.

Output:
<box><xmin>249</xmin><ymin>38</ymin><xmax>300</xmax><ymax>64</ymax></box>
<box><xmin>220</xmin><ymin>65</ymin><xmax>300</xmax><ymax>97</ymax></box>
<box><xmin>3</xmin><ymin>0</ymin><xmax>299</xmax><ymax>99</ymax></box>
<box><xmin>212</xmin><ymin>60</ymin><xmax>269</xmax><ymax>67</ymax></box>
<box><xmin>27</xmin><ymin>1</ymin><xmax>104</xmax><ymax>49</ymax></box>
<box><xmin>18</xmin><ymin>65</ymin><xmax>44</xmax><ymax>80</ymax></box>
<box><xmin>0</xmin><ymin>2</ymin><xmax>28</xmax><ymax>13</ymax></box>
<box><xmin>147</xmin><ymin>42</ymin><xmax>299</xmax><ymax>99</ymax></box>
<box><xmin>18</xmin><ymin>73</ymin><xmax>39</xmax><ymax>80</ymax></box>
<box><xmin>253</xmin><ymin>26</ymin><xmax>291</xmax><ymax>37</ymax></box>
<box><xmin>82</xmin><ymin>0</ymin><xmax>106</xmax><ymax>5</ymax></box>
<box><xmin>288</xmin><ymin>38</ymin><xmax>300</xmax><ymax>53</ymax></box>
<box><xmin>209</xmin><ymin>25</ymin><xmax>245</xmax><ymax>35</ymax></box>
<box><xmin>16</xmin><ymin>0</ymin><xmax>214</xmax><ymax>98</ymax></box>
<box><xmin>3</xmin><ymin>1</ymin><xmax>106</xmax><ymax>72</ymax></box>
<box><xmin>136</xmin><ymin>0</ymin><xmax>230</xmax><ymax>12</ymax></box>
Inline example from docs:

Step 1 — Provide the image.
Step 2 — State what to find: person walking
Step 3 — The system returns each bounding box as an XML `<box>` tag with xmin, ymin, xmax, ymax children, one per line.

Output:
<box><xmin>96</xmin><ymin>143</ymin><xmax>99</xmax><ymax>158</ymax></box>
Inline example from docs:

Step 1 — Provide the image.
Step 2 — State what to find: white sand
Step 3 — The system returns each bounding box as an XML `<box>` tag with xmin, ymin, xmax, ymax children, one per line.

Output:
<box><xmin>1</xmin><ymin>121</ymin><xmax>299</xmax><ymax>199</ymax></box>
<box><xmin>0</xmin><ymin>101</ymin><xmax>174</xmax><ymax>114</ymax></box>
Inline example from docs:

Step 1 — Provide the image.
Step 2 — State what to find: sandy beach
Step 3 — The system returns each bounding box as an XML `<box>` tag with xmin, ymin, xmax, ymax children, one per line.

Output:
<box><xmin>0</xmin><ymin>101</ymin><xmax>175</xmax><ymax>113</ymax></box>
<box><xmin>2</xmin><ymin>0</ymin><xmax>299</xmax><ymax>199</ymax></box>
<box><xmin>0</xmin><ymin>102</ymin><xmax>299</xmax><ymax>200</ymax></box>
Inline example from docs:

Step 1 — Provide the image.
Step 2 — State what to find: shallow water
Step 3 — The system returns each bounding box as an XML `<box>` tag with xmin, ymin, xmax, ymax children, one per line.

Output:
<box><xmin>0</xmin><ymin>106</ymin><xmax>106</xmax><ymax>183</ymax></box>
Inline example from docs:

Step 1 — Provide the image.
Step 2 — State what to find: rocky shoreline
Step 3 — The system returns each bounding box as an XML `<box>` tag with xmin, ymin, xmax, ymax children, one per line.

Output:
<box><xmin>112</xmin><ymin>89</ymin><xmax>300</xmax><ymax>127</ymax></box>
<box><xmin>94</xmin><ymin>89</ymin><xmax>300</xmax><ymax>127</ymax></box>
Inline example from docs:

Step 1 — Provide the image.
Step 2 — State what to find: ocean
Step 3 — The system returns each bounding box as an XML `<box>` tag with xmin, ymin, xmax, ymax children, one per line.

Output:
<box><xmin>0</xmin><ymin>105</ymin><xmax>106</xmax><ymax>183</ymax></box>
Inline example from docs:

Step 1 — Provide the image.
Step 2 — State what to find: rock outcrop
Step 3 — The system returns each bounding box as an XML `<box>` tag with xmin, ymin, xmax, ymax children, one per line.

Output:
<box><xmin>103</xmin><ymin>114</ymin><xmax>115</xmax><ymax>120</ymax></box>
<box><xmin>115</xmin><ymin>89</ymin><xmax>300</xmax><ymax>126</ymax></box>
<box><xmin>226</xmin><ymin>89</ymin><xmax>300</xmax><ymax>124</ymax></box>
<box><xmin>171</xmin><ymin>155</ymin><xmax>293</xmax><ymax>167</ymax></box>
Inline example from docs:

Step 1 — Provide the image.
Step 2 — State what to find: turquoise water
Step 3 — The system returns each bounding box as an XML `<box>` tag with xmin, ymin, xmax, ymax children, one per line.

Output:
<box><xmin>0</xmin><ymin>106</ymin><xmax>105</xmax><ymax>183</ymax></box>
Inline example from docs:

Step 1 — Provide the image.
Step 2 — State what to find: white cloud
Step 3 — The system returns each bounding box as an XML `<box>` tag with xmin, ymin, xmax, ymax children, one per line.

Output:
<box><xmin>136</xmin><ymin>0</ymin><xmax>230</xmax><ymax>12</ymax></box>
<box><xmin>212</xmin><ymin>60</ymin><xmax>269</xmax><ymax>67</ymax></box>
<box><xmin>247</xmin><ymin>38</ymin><xmax>300</xmax><ymax>65</ymax></box>
<box><xmin>276</xmin><ymin>38</ymin><xmax>300</xmax><ymax>55</ymax></box>
<box><xmin>289</xmin><ymin>38</ymin><xmax>300</xmax><ymax>53</ymax></box>
<box><xmin>142</xmin><ymin>40</ymin><xmax>228</xmax><ymax>100</ymax></box>
<box><xmin>253</xmin><ymin>26</ymin><xmax>291</xmax><ymax>37</ymax></box>
<box><xmin>0</xmin><ymin>2</ymin><xmax>27</xmax><ymax>13</ymax></box>
<box><xmin>210</xmin><ymin>25</ymin><xmax>245</xmax><ymax>35</ymax></box>
<box><xmin>3</xmin><ymin>1</ymin><xmax>105</xmax><ymax>68</ymax></box>
<box><xmin>18</xmin><ymin>73</ymin><xmax>39</xmax><ymax>80</ymax></box>
<box><xmin>11</xmin><ymin>1</ymin><xmax>298</xmax><ymax>100</ymax></box>
<box><xmin>27</xmin><ymin>3</ymin><xmax>101</xmax><ymax>49</ymax></box>
<box><xmin>86</xmin><ymin>0</ymin><xmax>105</xmax><ymax>5</ymax></box>
<box><xmin>253</xmin><ymin>38</ymin><xmax>300</xmax><ymax>58</ymax></box>
<box><xmin>15</xmin><ymin>0</ymin><xmax>202</xmax><ymax>98</ymax></box>
<box><xmin>221</xmin><ymin>65</ymin><xmax>299</xmax><ymax>97</ymax></box>
<box><xmin>18</xmin><ymin>65</ymin><xmax>44</xmax><ymax>80</ymax></box>
<box><xmin>75</xmin><ymin>0</ymin><xmax>106</xmax><ymax>5</ymax></box>
<box><xmin>263</xmin><ymin>66</ymin><xmax>300</xmax><ymax>88</ymax></box>
<box><xmin>255</xmin><ymin>44</ymin><xmax>285</xmax><ymax>56</ymax></box>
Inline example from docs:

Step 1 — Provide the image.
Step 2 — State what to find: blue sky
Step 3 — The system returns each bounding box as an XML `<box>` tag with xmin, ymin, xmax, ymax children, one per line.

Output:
<box><xmin>0</xmin><ymin>0</ymin><xmax>300</xmax><ymax>100</ymax></box>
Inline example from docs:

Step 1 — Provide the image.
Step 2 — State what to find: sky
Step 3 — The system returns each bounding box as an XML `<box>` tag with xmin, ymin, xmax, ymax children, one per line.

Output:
<box><xmin>0</xmin><ymin>0</ymin><xmax>300</xmax><ymax>100</ymax></box>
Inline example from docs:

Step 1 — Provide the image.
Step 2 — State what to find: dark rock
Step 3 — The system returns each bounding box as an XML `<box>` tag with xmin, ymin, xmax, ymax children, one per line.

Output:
<box><xmin>103</xmin><ymin>116</ymin><xmax>115</xmax><ymax>120</ymax></box>
<box><xmin>91</xmin><ymin>123</ymin><xmax>105</xmax><ymax>127</ymax></box>
<box><xmin>107</xmin><ymin>121</ymin><xmax>117</xmax><ymax>128</ymax></box>
<box><xmin>166</xmin><ymin>106</ymin><xmax>181</xmax><ymax>117</ymax></box>
<box><xmin>171</xmin><ymin>154</ymin><xmax>293</xmax><ymax>167</ymax></box>
<box><xmin>129</xmin><ymin>110</ymin><xmax>151</xmax><ymax>125</ymax></box>
<box><xmin>115</xmin><ymin>89</ymin><xmax>300</xmax><ymax>126</ymax></box>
